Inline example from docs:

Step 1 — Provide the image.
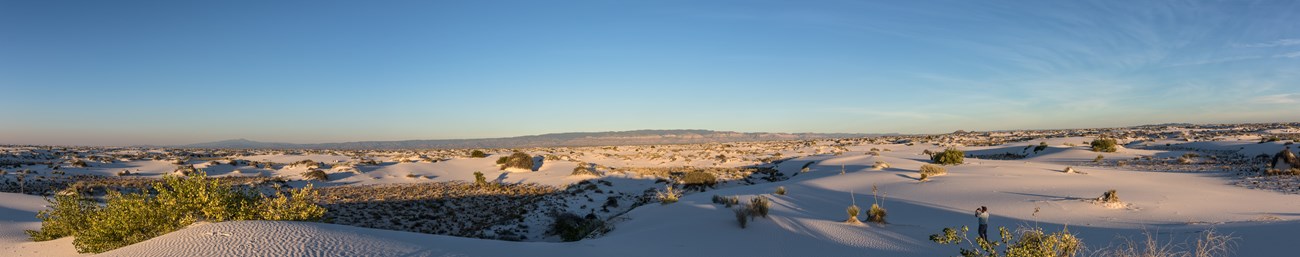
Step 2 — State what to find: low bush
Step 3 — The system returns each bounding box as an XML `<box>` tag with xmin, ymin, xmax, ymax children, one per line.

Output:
<box><xmin>499</xmin><ymin>152</ymin><xmax>534</xmax><ymax>171</ymax></box>
<box><xmin>734</xmin><ymin>205</ymin><xmax>750</xmax><ymax>228</ymax></box>
<box><xmin>26</xmin><ymin>171</ymin><xmax>325</xmax><ymax>253</ymax></box>
<box><xmin>681</xmin><ymin>171</ymin><xmax>717</xmax><ymax>190</ymax></box>
<box><xmin>1098</xmin><ymin>189</ymin><xmax>1120</xmax><ymax>203</ymax></box>
<box><xmin>1099</xmin><ymin>228</ymin><xmax>1236</xmax><ymax>257</ymax></box>
<box><xmin>302</xmin><ymin>169</ymin><xmax>328</xmax><ymax>181</ymax></box>
<box><xmin>846</xmin><ymin>204</ymin><xmax>861</xmax><ymax>223</ymax></box>
<box><xmin>657</xmin><ymin>185</ymin><xmax>679</xmax><ymax>204</ymax></box>
<box><xmin>872</xmin><ymin>161</ymin><xmax>890</xmax><ymax>170</ymax></box>
<box><xmin>930</xmin><ymin>225</ymin><xmax>1082</xmax><ymax>257</ymax></box>
<box><xmin>551</xmin><ymin>212</ymin><xmax>604</xmax><ymax>242</ymax></box>
<box><xmin>1091</xmin><ymin>138</ymin><xmax>1118</xmax><ymax>152</ymax></box>
<box><xmin>867</xmin><ymin>204</ymin><xmax>887</xmax><ymax>224</ymax></box>
<box><xmin>775</xmin><ymin>186</ymin><xmax>786</xmax><ymax>195</ymax></box>
<box><xmin>1093</xmin><ymin>155</ymin><xmax>1104</xmax><ymax>163</ymax></box>
<box><xmin>470</xmin><ymin>150</ymin><xmax>488</xmax><ymax>158</ymax></box>
<box><xmin>920</xmin><ymin>164</ymin><xmax>947</xmax><ymax>177</ymax></box>
<box><xmin>749</xmin><ymin>196</ymin><xmax>770</xmax><ymax>218</ymax></box>
<box><xmin>571</xmin><ymin>162</ymin><xmax>599</xmax><ymax>176</ymax></box>
<box><xmin>932</xmin><ymin>148</ymin><xmax>965</xmax><ymax>165</ymax></box>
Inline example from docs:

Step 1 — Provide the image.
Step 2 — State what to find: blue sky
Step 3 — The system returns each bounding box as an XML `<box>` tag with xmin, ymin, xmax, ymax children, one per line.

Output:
<box><xmin>2</xmin><ymin>0</ymin><xmax>1299</xmax><ymax>145</ymax></box>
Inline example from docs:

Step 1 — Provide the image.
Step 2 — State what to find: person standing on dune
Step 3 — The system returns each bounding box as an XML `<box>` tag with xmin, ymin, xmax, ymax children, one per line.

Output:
<box><xmin>975</xmin><ymin>206</ymin><xmax>990</xmax><ymax>241</ymax></box>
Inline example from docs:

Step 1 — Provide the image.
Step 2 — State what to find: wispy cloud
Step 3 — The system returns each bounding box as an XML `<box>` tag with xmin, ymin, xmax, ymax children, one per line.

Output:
<box><xmin>1253</xmin><ymin>94</ymin><xmax>1300</xmax><ymax>104</ymax></box>
<box><xmin>1275</xmin><ymin>51</ymin><xmax>1300</xmax><ymax>58</ymax></box>
<box><xmin>1235</xmin><ymin>39</ymin><xmax>1300</xmax><ymax>48</ymax></box>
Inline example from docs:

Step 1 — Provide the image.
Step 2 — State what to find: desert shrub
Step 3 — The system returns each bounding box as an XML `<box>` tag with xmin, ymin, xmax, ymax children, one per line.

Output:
<box><xmin>27</xmin><ymin>193</ymin><xmax>98</xmax><ymax>241</ymax></box>
<box><xmin>1099</xmin><ymin>228</ymin><xmax>1236</xmax><ymax>257</ymax></box>
<box><xmin>117</xmin><ymin>169</ymin><xmax>131</xmax><ymax>176</ymax></box>
<box><xmin>657</xmin><ymin>185</ymin><xmax>679</xmax><ymax>204</ymax></box>
<box><xmin>473</xmin><ymin>171</ymin><xmax>487</xmax><ymax>186</ymax></box>
<box><xmin>500</xmin><ymin>152</ymin><xmax>534</xmax><ymax>171</ymax></box>
<box><xmin>872</xmin><ymin>161</ymin><xmax>890</xmax><ymax>170</ymax></box>
<box><xmin>551</xmin><ymin>212</ymin><xmax>603</xmax><ymax>241</ymax></box>
<box><xmin>867</xmin><ymin>204</ymin><xmax>887</xmax><ymax>224</ymax></box>
<box><xmin>1093</xmin><ymin>155</ymin><xmax>1104</xmax><ymax>163</ymax></box>
<box><xmin>775</xmin><ymin>186</ymin><xmax>786</xmax><ymax>195</ymax></box>
<box><xmin>749</xmin><ymin>196</ymin><xmax>771</xmax><ymax>218</ymax></box>
<box><xmin>1091</xmin><ymin>138</ymin><xmax>1118</xmax><ymax>152</ymax></box>
<box><xmin>734</xmin><ymin>205</ymin><xmax>750</xmax><ymax>228</ymax></box>
<box><xmin>302</xmin><ymin>169</ymin><xmax>328</xmax><ymax>181</ymax></box>
<box><xmin>496</xmin><ymin>156</ymin><xmax>508</xmax><ymax>164</ymax></box>
<box><xmin>256</xmin><ymin>184</ymin><xmax>326</xmax><ymax>221</ymax></box>
<box><xmin>1098</xmin><ymin>189</ymin><xmax>1120</xmax><ymax>203</ymax></box>
<box><xmin>571</xmin><ymin>162</ymin><xmax>599</xmax><ymax>176</ymax></box>
<box><xmin>932</xmin><ymin>148</ymin><xmax>965</xmax><ymax>165</ymax></box>
<box><xmin>1033</xmin><ymin>142</ymin><xmax>1048</xmax><ymax>153</ymax></box>
<box><xmin>681</xmin><ymin>171</ymin><xmax>717</xmax><ymax>190</ymax></box>
<box><xmin>800</xmin><ymin>161</ymin><xmax>815</xmax><ymax>173</ymax></box>
<box><xmin>27</xmin><ymin>172</ymin><xmax>325</xmax><ymax>253</ymax></box>
<box><xmin>470</xmin><ymin>150</ymin><xmax>488</xmax><ymax>158</ymax></box>
<box><xmin>920</xmin><ymin>164</ymin><xmax>947</xmax><ymax>177</ymax></box>
<box><xmin>722</xmin><ymin>195</ymin><xmax>743</xmax><ymax>207</ymax></box>
<box><xmin>846</xmin><ymin>204</ymin><xmax>861</xmax><ymax>223</ymax></box>
<box><xmin>930</xmin><ymin>225</ymin><xmax>1083</xmax><ymax>257</ymax></box>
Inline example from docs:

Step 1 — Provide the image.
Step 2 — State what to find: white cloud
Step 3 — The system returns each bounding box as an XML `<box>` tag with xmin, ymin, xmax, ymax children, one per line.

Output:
<box><xmin>1235</xmin><ymin>39</ymin><xmax>1300</xmax><ymax>48</ymax></box>
<box><xmin>1275</xmin><ymin>51</ymin><xmax>1300</xmax><ymax>58</ymax></box>
<box><xmin>1252</xmin><ymin>93</ymin><xmax>1300</xmax><ymax>104</ymax></box>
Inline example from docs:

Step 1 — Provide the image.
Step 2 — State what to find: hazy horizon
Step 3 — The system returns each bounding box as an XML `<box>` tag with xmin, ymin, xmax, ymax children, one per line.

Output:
<box><xmin>3</xmin><ymin>1</ymin><xmax>1299</xmax><ymax>146</ymax></box>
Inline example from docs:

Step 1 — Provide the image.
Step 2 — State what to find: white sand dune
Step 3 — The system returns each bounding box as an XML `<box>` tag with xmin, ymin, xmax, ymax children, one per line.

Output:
<box><xmin>6</xmin><ymin>140</ymin><xmax>1300</xmax><ymax>256</ymax></box>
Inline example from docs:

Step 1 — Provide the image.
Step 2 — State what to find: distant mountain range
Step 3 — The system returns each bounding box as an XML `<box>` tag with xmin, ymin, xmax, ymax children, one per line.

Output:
<box><xmin>183</xmin><ymin>130</ymin><xmax>889</xmax><ymax>149</ymax></box>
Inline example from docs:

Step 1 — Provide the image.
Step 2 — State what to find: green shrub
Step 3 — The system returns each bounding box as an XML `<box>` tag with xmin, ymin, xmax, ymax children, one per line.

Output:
<box><xmin>551</xmin><ymin>212</ymin><xmax>603</xmax><ymax>241</ymax></box>
<box><xmin>932</xmin><ymin>148</ymin><xmax>965</xmax><ymax>165</ymax></box>
<box><xmin>681</xmin><ymin>171</ymin><xmax>717</xmax><ymax>190</ymax></box>
<box><xmin>920</xmin><ymin>164</ymin><xmax>947</xmax><ymax>178</ymax></box>
<box><xmin>500</xmin><ymin>152</ymin><xmax>534</xmax><ymax>170</ymax></box>
<box><xmin>474</xmin><ymin>171</ymin><xmax>487</xmax><ymax>186</ymax></box>
<box><xmin>930</xmin><ymin>225</ymin><xmax>1083</xmax><ymax>257</ymax></box>
<box><xmin>496</xmin><ymin>156</ymin><xmax>508</xmax><ymax>164</ymax></box>
<box><xmin>26</xmin><ymin>171</ymin><xmax>325</xmax><ymax>253</ymax></box>
<box><xmin>302</xmin><ymin>169</ymin><xmax>328</xmax><ymax>181</ymax></box>
<box><xmin>775</xmin><ymin>186</ymin><xmax>786</xmax><ymax>195</ymax></box>
<box><xmin>1091</xmin><ymin>138</ymin><xmax>1118</xmax><ymax>152</ymax></box>
<box><xmin>867</xmin><ymin>204</ymin><xmax>887</xmax><ymax>224</ymax></box>
<box><xmin>470</xmin><ymin>150</ymin><xmax>488</xmax><ymax>158</ymax></box>
<box><xmin>27</xmin><ymin>193</ymin><xmax>98</xmax><ymax>241</ymax></box>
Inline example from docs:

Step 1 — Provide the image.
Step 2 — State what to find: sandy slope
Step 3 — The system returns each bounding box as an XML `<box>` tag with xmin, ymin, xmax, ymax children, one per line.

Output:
<box><xmin>8</xmin><ymin>140</ymin><xmax>1300</xmax><ymax>256</ymax></box>
<box><xmin>0</xmin><ymin>193</ymin><xmax>86</xmax><ymax>257</ymax></box>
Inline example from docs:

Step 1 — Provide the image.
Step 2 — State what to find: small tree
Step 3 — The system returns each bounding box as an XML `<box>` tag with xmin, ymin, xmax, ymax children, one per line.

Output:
<box><xmin>473</xmin><ymin>171</ymin><xmax>487</xmax><ymax>186</ymax></box>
